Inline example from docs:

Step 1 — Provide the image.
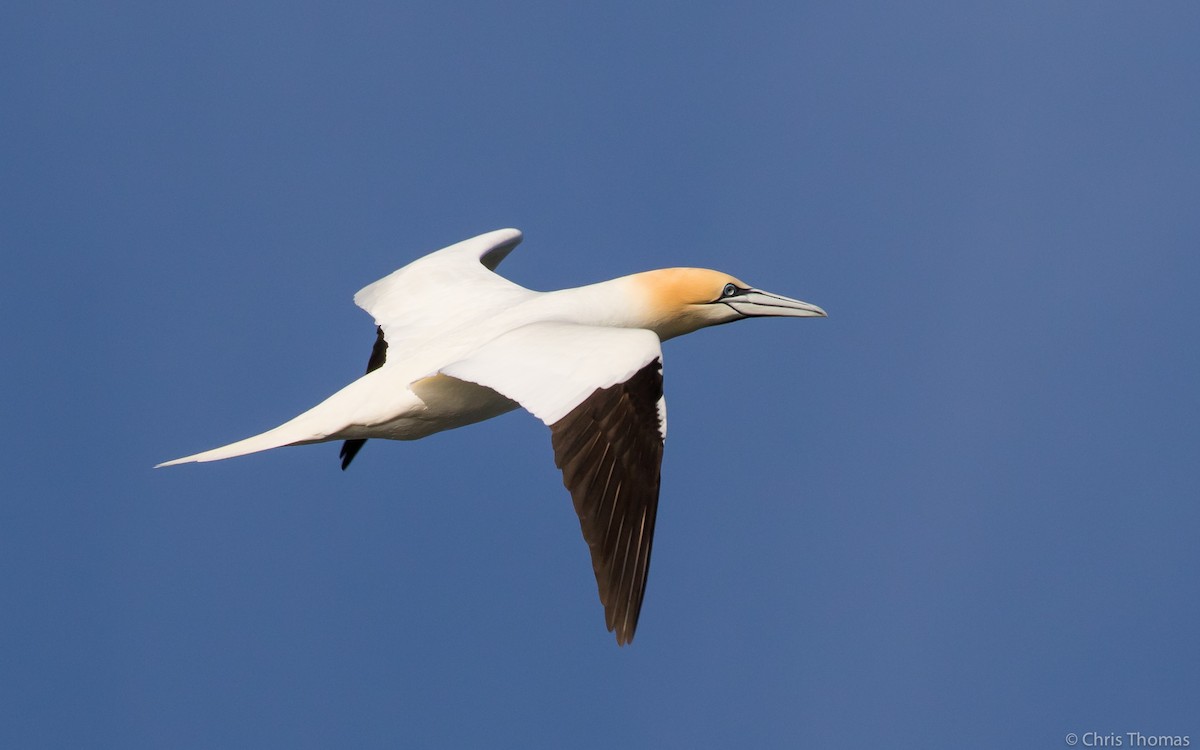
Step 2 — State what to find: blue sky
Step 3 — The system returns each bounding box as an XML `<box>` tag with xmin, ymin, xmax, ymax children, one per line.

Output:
<box><xmin>3</xmin><ymin>2</ymin><xmax>1198</xmax><ymax>748</ymax></box>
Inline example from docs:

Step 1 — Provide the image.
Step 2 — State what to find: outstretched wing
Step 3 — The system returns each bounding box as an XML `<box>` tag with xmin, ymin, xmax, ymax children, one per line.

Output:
<box><xmin>339</xmin><ymin>228</ymin><xmax>531</xmax><ymax>469</ymax></box>
<box><xmin>353</xmin><ymin>228</ymin><xmax>531</xmax><ymax>358</ymax></box>
<box><xmin>441</xmin><ymin>323</ymin><xmax>666</xmax><ymax>645</ymax></box>
<box><xmin>549</xmin><ymin>359</ymin><xmax>663</xmax><ymax>645</ymax></box>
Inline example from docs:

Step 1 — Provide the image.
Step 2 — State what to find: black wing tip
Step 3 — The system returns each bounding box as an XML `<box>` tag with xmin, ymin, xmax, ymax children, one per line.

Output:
<box><xmin>613</xmin><ymin>624</ymin><xmax>636</xmax><ymax>646</ymax></box>
<box><xmin>339</xmin><ymin>439</ymin><xmax>365</xmax><ymax>471</ymax></box>
<box><xmin>338</xmin><ymin>326</ymin><xmax>388</xmax><ymax>472</ymax></box>
<box><xmin>606</xmin><ymin>578</ymin><xmax>647</xmax><ymax>647</ymax></box>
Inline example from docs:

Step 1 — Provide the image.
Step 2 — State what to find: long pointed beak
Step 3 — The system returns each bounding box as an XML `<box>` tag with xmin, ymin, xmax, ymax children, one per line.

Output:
<box><xmin>726</xmin><ymin>289</ymin><xmax>827</xmax><ymax>318</ymax></box>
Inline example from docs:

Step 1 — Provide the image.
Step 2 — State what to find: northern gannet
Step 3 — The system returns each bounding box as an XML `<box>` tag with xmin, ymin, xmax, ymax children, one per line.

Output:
<box><xmin>158</xmin><ymin>229</ymin><xmax>826</xmax><ymax>644</ymax></box>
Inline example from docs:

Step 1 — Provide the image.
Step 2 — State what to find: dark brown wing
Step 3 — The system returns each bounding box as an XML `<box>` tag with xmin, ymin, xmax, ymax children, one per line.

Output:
<box><xmin>339</xmin><ymin>325</ymin><xmax>388</xmax><ymax>470</ymax></box>
<box><xmin>550</xmin><ymin>359</ymin><xmax>664</xmax><ymax>645</ymax></box>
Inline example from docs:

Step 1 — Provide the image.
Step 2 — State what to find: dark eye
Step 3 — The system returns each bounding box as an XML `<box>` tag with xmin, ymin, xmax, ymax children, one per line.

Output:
<box><xmin>721</xmin><ymin>283</ymin><xmax>739</xmax><ymax>298</ymax></box>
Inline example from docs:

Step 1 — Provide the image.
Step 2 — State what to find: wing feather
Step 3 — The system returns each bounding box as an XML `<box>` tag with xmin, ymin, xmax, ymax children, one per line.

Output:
<box><xmin>438</xmin><ymin>324</ymin><xmax>665</xmax><ymax>644</ymax></box>
<box><xmin>549</xmin><ymin>359</ymin><xmax>664</xmax><ymax>645</ymax></box>
<box><xmin>352</xmin><ymin>229</ymin><xmax>529</xmax><ymax>359</ymax></box>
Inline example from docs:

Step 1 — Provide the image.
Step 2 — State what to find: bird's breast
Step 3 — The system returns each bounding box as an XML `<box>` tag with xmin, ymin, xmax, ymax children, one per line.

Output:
<box><xmin>357</xmin><ymin>374</ymin><xmax>519</xmax><ymax>441</ymax></box>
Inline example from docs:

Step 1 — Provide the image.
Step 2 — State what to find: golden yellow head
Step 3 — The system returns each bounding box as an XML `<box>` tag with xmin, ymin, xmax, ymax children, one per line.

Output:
<box><xmin>637</xmin><ymin>268</ymin><xmax>747</xmax><ymax>309</ymax></box>
<box><xmin>629</xmin><ymin>268</ymin><xmax>747</xmax><ymax>340</ymax></box>
<box><xmin>628</xmin><ymin>267</ymin><xmax>826</xmax><ymax>340</ymax></box>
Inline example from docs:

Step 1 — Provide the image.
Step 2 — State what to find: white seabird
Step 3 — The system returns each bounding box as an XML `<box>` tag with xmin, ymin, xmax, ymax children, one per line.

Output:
<box><xmin>157</xmin><ymin>228</ymin><xmax>826</xmax><ymax>644</ymax></box>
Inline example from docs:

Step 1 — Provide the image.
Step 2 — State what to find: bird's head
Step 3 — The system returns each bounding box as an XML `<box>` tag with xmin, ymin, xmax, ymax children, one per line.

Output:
<box><xmin>631</xmin><ymin>268</ymin><xmax>827</xmax><ymax>340</ymax></box>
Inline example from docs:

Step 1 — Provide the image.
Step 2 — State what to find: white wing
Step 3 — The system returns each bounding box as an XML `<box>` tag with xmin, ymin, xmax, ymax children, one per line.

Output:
<box><xmin>354</xmin><ymin>228</ymin><xmax>533</xmax><ymax>357</ymax></box>
<box><xmin>440</xmin><ymin>323</ymin><xmax>664</xmax><ymax>427</ymax></box>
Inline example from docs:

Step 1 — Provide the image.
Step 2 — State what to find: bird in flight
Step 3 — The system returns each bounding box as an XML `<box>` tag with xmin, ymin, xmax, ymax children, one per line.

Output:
<box><xmin>157</xmin><ymin>229</ymin><xmax>826</xmax><ymax>644</ymax></box>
